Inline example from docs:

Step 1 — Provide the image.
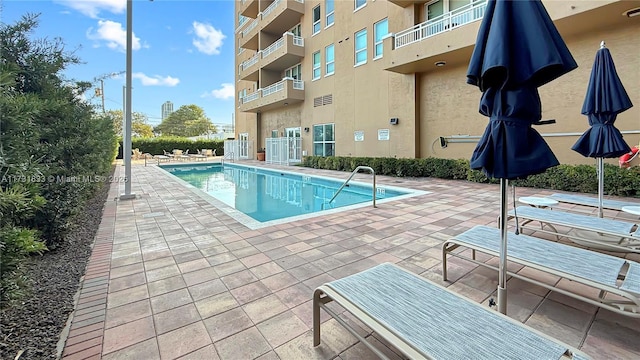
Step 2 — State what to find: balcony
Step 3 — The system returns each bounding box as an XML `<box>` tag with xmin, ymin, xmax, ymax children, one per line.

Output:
<box><xmin>261</xmin><ymin>33</ymin><xmax>304</xmax><ymax>71</ymax></box>
<box><xmin>387</xmin><ymin>0</ymin><xmax>430</xmax><ymax>7</ymax></box>
<box><xmin>240</xmin><ymin>0</ymin><xmax>259</xmax><ymax>18</ymax></box>
<box><xmin>238</xmin><ymin>79</ymin><xmax>304</xmax><ymax>113</ymax></box>
<box><xmin>239</xmin><ymin>52</ymin><xmax>260</xmax><ymax>81</ymax></box>
<box><xmin>261</xmin><ymin>0</ymin><xmax>305</xmax><ymax>35</ymax></box>
<box><xmin>239</xmin><ymin>17</ymin><xmax>259</xmax><ymax>50</ymax></box>
<box><xmin>385</xmin><ymin>0</ymin><xmax>487</xmax><ymax>74</ymax></box>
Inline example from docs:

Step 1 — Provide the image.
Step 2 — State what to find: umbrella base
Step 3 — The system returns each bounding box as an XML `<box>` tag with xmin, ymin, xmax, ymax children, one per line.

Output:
<box><xmin>570</xmin><ymin>229</ymin><xmax>635</xmax><ymax>253</ymax></box>
<box><xmin>497</xmin><ymin>285</ymin><xmax>507</xmax><ymax>315</ymax></box>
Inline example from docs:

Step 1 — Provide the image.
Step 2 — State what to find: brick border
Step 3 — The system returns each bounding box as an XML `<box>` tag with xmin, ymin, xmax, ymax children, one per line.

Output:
<box><xmin>58</xmin><ymin>181</ymin><xmax>119</xmax><ymax>360</ymax></box>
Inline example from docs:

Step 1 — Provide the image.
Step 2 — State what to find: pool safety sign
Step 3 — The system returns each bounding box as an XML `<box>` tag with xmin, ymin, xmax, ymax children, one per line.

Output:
<box><xmin>354</xmin><ymin>130</ymin><xmax>364</xmax><ymax>142</ymax></box>
<box><xmin>378</xmin><ymin>129</ymin><xmax>389</xmax><ymax>141</ymax></box>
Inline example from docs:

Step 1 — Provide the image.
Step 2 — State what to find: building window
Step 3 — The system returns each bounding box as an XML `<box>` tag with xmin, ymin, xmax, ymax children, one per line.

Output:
<box><xmin>313</xmin><ymin>6</ymin><xmax>321</xmax><ymax>34</ymax></box>
<box><xmin>290</xmin><ymin>24</ymin><xmax>301</xmax><ymax>36</ymax></box>
<box><xmin>374</xmin><ymin>18</ymin><xmax>388</xmax><ymax>59</ymax></box>
<box><xmin>271</xmin><ymin>130</ymin><xmax>278</xmax><ymax>138</ymax></box>
<box><xmin>354</xmin><ymin>29</ymin><xmax>367</xmax><ymax>66</ymax></box>
<box><xmin>313</xmin><ymin>124</ymin><xmax>335</xmax><ymax>156</ymax></box>
<box><xmin>326</xmin><ymin>0</ymin><xmax>334</xmax><ymax>27</ymax></box>
<box><xmin>285</xmin><ymin>63</ymin><xmax>302</xmax><ymax>80</ymax></box>
<box><xmin>312</xmin><ymin>51</ymin><xmax>321</xmax><ymax>80</ymax></box>
<box><xmin>325</xmin><ymin>44</ymin><xmax>334</xmax><ymax>75</ymax></box>
<box><xmin>355</xmin><ymin>0</ymin><xmax>366</xmax><ymax>10</ymax></box>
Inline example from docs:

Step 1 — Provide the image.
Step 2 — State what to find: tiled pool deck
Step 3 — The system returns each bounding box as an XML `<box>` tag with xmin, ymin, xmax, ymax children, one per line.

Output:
<box><xmin>59</xmin><ymin>160</ymin><xmax>640</xmax><ymax>359</ymax></box>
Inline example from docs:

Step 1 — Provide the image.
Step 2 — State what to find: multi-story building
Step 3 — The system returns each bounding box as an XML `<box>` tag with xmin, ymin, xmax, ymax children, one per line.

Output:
<box><xmin>161</xmin><ymin>101</ymin><xmax>174</xmax><ymax>120</ymax></box>
<box><xmin>234</xmin><ymin>0</ymin><xmax>639</xmax><ymax>165</ymax></box>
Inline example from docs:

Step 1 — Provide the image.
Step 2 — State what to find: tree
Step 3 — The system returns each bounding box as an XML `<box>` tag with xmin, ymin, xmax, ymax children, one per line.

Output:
<box><xmin>103</xmin><ymin>110</ymin><xmax>154</xmax><ymax>138</ymax></box>
<box><xmin>154</xmin><ymin>104</ymin><xmax>216</xmax><ymax>137</ymax></box>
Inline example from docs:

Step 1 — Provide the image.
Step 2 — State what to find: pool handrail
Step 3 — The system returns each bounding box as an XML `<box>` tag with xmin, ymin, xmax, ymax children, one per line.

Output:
<box><xmin>329</xmin><ymin>166</ymin><xmax>376</xmax><ymax>208</ymax></box>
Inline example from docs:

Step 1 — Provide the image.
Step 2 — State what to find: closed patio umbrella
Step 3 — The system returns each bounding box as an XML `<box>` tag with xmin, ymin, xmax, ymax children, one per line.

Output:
<box><xmin>467</xmin><ymin>0</ymin><xmax>577</xmax><ymax>314</ymax></box>
<box><xmin>572</xmin><ymin>41</ymin><xmax>633</xmax><ymax>218</ymax></box>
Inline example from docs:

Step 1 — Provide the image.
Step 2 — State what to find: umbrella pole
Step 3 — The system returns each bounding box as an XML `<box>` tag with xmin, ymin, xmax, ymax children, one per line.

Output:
<box><xmin>498</xmin><ymin>178</ymin><xmax>508</xmax><ymax>315</ymax></box>
<box><xmin>597</xmin><ymin>158</ymin><xmax>604</xmax><ymax>218</ymax></box>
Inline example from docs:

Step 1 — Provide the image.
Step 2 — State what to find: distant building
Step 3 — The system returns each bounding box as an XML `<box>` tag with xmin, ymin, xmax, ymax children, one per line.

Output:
<box><xmin>161</xmin><ymin>101</ymin><xmax>174</xmax><ymax>120</ymax></box>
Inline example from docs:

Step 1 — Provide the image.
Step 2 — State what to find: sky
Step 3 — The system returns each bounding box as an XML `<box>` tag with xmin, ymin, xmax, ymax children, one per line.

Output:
<box><xmin>2</xmin><ymin>0</ymin><xmax>236</xmax><ymax>127</ymax></box>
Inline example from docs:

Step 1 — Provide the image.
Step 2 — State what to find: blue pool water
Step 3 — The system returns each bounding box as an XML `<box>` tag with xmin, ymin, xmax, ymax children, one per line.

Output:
<box><xmin>161</xmin><ymin>163</ymin><xmax>410</xmax><ymax>223</ymax></box>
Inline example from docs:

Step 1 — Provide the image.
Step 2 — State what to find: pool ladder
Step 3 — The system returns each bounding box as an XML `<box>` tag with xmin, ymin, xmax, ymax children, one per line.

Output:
<box><xmin>327</xmin><ymin>166</ymin><xmax>376</xmax><ymax>208</ymax></box>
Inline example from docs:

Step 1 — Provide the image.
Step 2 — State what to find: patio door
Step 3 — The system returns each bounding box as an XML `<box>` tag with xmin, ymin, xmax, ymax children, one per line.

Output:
<box><xmin>286</xmin><ymin>127</ymin><xmax>301</xmax><ymax>163</ymax></box>
<box><xmin>239</xmin><ymin>132</ymin><xmax>249</xmax><ymax>158</ymax></box>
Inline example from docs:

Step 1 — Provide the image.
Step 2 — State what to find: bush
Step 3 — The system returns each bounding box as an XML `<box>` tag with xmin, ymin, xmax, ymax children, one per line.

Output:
<box><xmin>116</xmin><ymin>137</ymin><xmax>224</xmax><ymax>159</ymax></box>
<box><xmin>299</xmin><ymin>156</ymin><xmax>640</xmax><ymax>198</ymax></box>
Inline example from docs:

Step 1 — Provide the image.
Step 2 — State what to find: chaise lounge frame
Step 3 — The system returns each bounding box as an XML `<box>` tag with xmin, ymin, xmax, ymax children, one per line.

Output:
<box><xmin>508</xmin><ymin>206</ymin><xmax>640</xmax><ymax>253</ymax></box>
<box><xmin>313</xmin><ymin>262</ymin><xmax>588</xmax><ymax>360</ymax></box>
<box><xmin>549</xmin><ymin>193</ymin><xmax>640</xmax><ymax>211</ymax></box>
<box><xmin>443</xmin><ymin>225</ymin><xmax>640</xmax><ymax>318</ymax></box>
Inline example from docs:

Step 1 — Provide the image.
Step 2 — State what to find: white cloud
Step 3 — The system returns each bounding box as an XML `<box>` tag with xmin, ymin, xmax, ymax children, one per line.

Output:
<box><xmin>133</xmin><ymin>73</ymin><xmax>180</xmax><ymax>87</ymax></box>
<box><xmin>86</xmin><ymin>20</ymin><xmax>141</xmax><ymax>52</ymax></box>
<box><xmin>202</xmin><ymin>83</ymin><xmax>234</xmax><ymax>100</ymax></box>
<box><xmin>55</xmin><ymin>0</ymin><xmax>126</xmax><ymax>19</ymax></box>
<box><xmin>192</xmin><ymin>21</ymin><xmax>225</xmax><ymax>55</ymax></box>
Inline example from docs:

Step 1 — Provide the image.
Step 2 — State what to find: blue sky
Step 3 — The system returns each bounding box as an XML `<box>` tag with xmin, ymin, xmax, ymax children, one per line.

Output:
<box><xmin>3</xmin><ymin>0</ymin><xmax>236</xmax><ymax>127</ymax></box>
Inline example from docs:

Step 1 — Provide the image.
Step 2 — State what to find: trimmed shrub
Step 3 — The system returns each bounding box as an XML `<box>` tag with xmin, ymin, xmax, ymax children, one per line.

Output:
<box><xmin>117</xmin><ymin>137</ymin><xmax>224</xmax><ymax>159</ymax></box>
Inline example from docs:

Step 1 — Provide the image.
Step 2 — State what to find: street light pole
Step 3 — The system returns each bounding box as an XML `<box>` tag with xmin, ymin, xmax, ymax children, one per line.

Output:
<box><xmin>120</xmin><ymin>0</ymin><xmax>135</xmax><ymax>200</ymax></box>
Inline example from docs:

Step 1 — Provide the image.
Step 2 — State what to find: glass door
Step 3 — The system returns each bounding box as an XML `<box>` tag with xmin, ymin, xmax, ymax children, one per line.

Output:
<box><xmin>239</xmin><ymin>132</ymin><xmax>249</xmax><ymax>158</ymax></box>
<box><xmin>286</xmin><ymin>127</ymin><xmax>301</xmax><ymax>163</ymax></box>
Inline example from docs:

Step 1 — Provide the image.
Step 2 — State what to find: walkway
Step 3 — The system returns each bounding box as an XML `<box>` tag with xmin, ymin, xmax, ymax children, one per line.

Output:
<box><xmin>59</xmin><ymin>161</ymin><xmax>640</xmax><ymax>359</ymax></box>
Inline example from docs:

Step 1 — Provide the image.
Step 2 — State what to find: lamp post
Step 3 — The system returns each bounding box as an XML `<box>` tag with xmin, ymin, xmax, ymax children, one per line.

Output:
<box><xmin>120</xmin><ymin>0</ymin><xmax>135</xmax><ymax>200</ymax></box>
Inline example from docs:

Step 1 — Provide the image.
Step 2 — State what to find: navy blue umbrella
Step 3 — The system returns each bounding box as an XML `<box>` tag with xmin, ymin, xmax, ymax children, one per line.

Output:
<box><xmin>466</xmin><ymin>0</ymin><xmax>577</xmax><ymax>314</ymax></box>
<box><xmin>572</xmin><ymin>42</ymin><xmax>633</xmax><ymax>218</ymax></box>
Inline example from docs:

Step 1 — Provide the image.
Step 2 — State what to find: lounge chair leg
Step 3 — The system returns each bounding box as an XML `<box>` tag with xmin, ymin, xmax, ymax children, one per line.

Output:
<box><xmin>442</xmin><ymin>244</ymin><xmax>449</xmax><ymax>281</ymax></box>
<box><xmin>313</xmin><ymin>289</ymin><xmax>322</xmax><ymax>346</ymax></box>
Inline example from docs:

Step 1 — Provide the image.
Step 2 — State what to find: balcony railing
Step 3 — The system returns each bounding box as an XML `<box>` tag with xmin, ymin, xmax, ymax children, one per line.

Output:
<box><xmin>394</xmin><ymin>0</ymin><xmax>487</xmax><ymax>49</ymax></box>
<box><xmin>242</xmin><ymin>18</ymin><xmax>259</xmax><ymax>38</ymax></box>
<box><xmin>261</xmin><ymin>80</ymin><xmax>284</xmax><ymax>97</ymax></box>
<box><xmin>240</xmin><ymin>53</ymin><xmax>260</xmax><ymax>71</ymax></box>
<box><xmin>262</xmin><ymin>0</ymin><xmax>281</xmax><ymax>18</ymax></box>
<box><xmin>261</xmin><ymin>37</ymin><xmax>285</xmax><ymax>58</ymax></box>
<box><xmin>241</xmin><ymin>91</ymin><xmax>260</xmax><ymax>104</ymax></box>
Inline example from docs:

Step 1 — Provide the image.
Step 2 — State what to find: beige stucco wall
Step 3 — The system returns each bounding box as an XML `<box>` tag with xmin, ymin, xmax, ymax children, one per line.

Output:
<box><xmin>419</xmin><ymin>21</ymin><xmax>639</xmax><ymax>165</ymax></box>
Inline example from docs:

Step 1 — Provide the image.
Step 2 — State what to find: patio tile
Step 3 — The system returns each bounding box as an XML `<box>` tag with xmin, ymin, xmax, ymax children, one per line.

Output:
<box><xmin>214</xmin><ymin>327</ymin><xmax>272</xmax><ymax>360</ymax></box>
<box><xmin>242</xmin><ymin>294</ymin><xmax>288</xmax><ymax>324</ymax></box>
<box><xmin>203</xmin><ymin>307</ymin><xmax>254</xmax><ymax>342</ymax></box>
<box><xmin>102</xmin><ymin>316</ymin><xmax>155</xmax><ymax>355</ymax></box>
<box><xmin>105</xmin><ymin>299</ymin><xmax>152</xmax><ymax>329</ymax></box>
<box><xmin>288</xmin><ymin>263</ymin><xmax>324</xmax><ymax>282</ymax></box>
<box><xmin>154</xmin><ymin>303</ymin><xmax>201</xmax><ymax>335</ymax></box>
<box><xmin>275</xmin><ymin>283</ymin><xmax>313</xmax><ymax>309</ymax></box>
<box><xmin>221</xmin><ymin>269</ymin><xmax>259</xmax><ymax>290</ymax></box>
<box><xmin>157</xmin><ymin>321</ymin><xmax>212</xmax><ymax>360</ymax></box>
<box><xmin>107</xmin><ymin>285</ymin><xmax>149</xmax><ymax>309</ymax></box>
<box><xmin>173</xmin><ymin>250</ymin><xmax>204</xmax><ymax>264</ymax></box>
<box><xmin>256</xmin><ymin>310</ymin><xmax>308</xmax><ymax>348</ymax></box>
<box><xmin>581</xmin><ymin>316</ymin><xmax>640</xmax><ymax>358</ymax></box>
<box><xmin>150</xmin><ymin>288</ymin><xmax>193</xmax><ymax>314</ymax></box>
<box><xmin>195</xmin><ymin>292</ymin><xmax>239</xmax><ymax>319</ymax></box>
<box><xmin>102</xmin><ymin>338</ymin><xmax>159</xmax><ymax>360</ymax></box>
<box><xmin>176</xmin><ymin>344</ymin><xmax>220</xmax><ymax>360</ymax></box>
<box><xmin>188</xmin><ymin>278</ymin><xmax>228</xmax><ymax>301</ymax></box>
<box><xmin>108</xmin><ymin>272</ymin><xmax>147</xmax><ymax>293</ymax></box>
<box><xmin>260</xmin><ymin>272</ymin><xmax>299</xmax><ymax>292</ymax></box>
<box><xmin>147</xmin><ymin>275</ymin><xmax>187</xmax><ymax>297</ymax></box>
<box><xmin>183</xmin><ymin>267</ymin><xmax>219</xmax><ymax>286</ymax></box>
<box><xmin>144</xmin><ymin>256</ymin><xmax>176</xmax><ymax>271</ymax></box>
<box><xmin>250</xmin><ymin>262</ymin><xmax>285</xmax><ymax>280</ymax></box>
<box><xmin>241</xmin><ymin>253</ymin><xmax>272</xmax><ymax>268</ymax></box>
<box><xmin>213</xmin><ymin>259</ymin><xmax>246</xmax><ymax>277</ymax></box>
<box><xmin>178</xmin><ymin>258</ymin><xmax>211</xmax><ymax>274</ymax></box>
<box><xmin>230</xmin><ymin>281</ymin><xmax>272</xmax><ymax>305</ymax></box>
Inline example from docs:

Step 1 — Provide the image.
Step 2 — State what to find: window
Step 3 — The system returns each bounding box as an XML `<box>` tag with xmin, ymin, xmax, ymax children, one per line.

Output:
<box><xmin>374</xmin><ymin>18</ymin><xmax>388</xmax><ymax>59</ymax></box>
<box><xmin>271</xmin><ymin>130</ymin><xmax>278</xmax><ymax>138</ymax></box>
<box><xmin>313</xmin><ymin>6</ymin><xmax>321</xmax><ymax>34</ymax></box>
<box><xmin>313</xmin><ymin>124</ymin><xmax>335</xmax><ymax>156</ymax></box>
<box><xmin>354</xmin><ymin>29</ymin><xmax>367</xmax><ymax>65</ymax></box>
<box><xmin>290</xmin><ymin>24</ymin><xmax>301</xmax><ymax>37</ymax></box>
<box><xmin>326</xmin><ymin>0</ymin><xmax>334</xmax><ymax>27</ymax></box>
<box><xmin>325</xmin><ymin>44</ymin><xmax>334</xmax><ymax>75</ymax></box>
<box><xmin>427</xmin><ymin>0</ymin><xmax>444</xmax><ymax>20</ymax></box>
<box><xmin>355</xmin><ymin>0</ymin><xmax>366</xmax><ymax>10</ymax></box>
<box><xmin>312</xmin><ymin>51</ymin><xmax>321</xmax><ymax>80</ymax></box>
<box><xmin>285</xmin><ymin>64</ymin><xmax>302</xmax><ymax>80</ymax></box>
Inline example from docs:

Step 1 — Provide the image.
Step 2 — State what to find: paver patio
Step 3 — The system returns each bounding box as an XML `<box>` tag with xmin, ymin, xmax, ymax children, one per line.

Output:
<box><xmin>59</xmin><ymin>160</ymin><xmax>640</xmax><ymax>359</ymax></box>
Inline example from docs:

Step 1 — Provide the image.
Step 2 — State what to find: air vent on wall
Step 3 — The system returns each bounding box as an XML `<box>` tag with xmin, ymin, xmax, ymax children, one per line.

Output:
<box><xmin>322</xmin><ymin>94</ymin><xmax>333</xmax><ymax>105</ymax></box>
<box><xmin>314</xmin><ymin>96</ymin><xmax>323</xmax><ymax>107</ymax></box>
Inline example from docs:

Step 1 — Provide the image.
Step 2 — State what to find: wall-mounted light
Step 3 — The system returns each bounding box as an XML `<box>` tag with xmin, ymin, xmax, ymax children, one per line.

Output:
<box><xmin>435</xmin><ymin>61</ymin><xmax>447</xmax><ymax>67</ymax></box>
<box><xmin>284</xmin><ymin>102</ymin><xmax>289</xmax><ymax>106</ymax></box>
<box><xmin>390</xmin><ymin>118</ymin><xmax>399</xmax><ymax>125</ymax></box>
<box><xmin>304</xmin><ymin>127</ymin><xmax>310</xmax><ymax>132</ymax></box>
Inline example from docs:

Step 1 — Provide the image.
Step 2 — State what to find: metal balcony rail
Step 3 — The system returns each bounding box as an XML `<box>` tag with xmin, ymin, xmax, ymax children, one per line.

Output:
<box><xmin>394</xmin><ymin>0</ymin><xmax>487</xmax><ymax>49</ymax></box>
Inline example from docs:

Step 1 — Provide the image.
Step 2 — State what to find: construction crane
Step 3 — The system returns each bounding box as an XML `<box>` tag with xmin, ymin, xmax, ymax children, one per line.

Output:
<box><xmin>93</xmin><ymin>71</ymin><xmax>125</xmax><ymax>113</ymax></box>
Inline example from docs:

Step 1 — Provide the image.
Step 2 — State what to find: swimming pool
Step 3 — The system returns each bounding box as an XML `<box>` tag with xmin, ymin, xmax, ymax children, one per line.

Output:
<box><xmin>161</xmin><ymin>163</ymin><xmax>427</xmax><ymax>228</ymax></box>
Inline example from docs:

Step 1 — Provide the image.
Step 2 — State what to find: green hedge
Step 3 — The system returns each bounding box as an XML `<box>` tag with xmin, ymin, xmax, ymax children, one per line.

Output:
<box><xmin>117</xmin><ymin>137</ymin><xmax>224</xmax><ymax>158</ymax></box>
<box><xmin>299</xmin><ymin>156</ymin><xmax>640</xmax><ymax>198</ymax></box>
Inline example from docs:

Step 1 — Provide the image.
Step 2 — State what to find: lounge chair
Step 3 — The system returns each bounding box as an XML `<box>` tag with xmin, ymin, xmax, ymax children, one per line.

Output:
<box><xmin>549</xmin><ymin>193</ymin><xmax>640</xmax><ymax>211</ymax></box>
<box><xmin>442</xmin><ymin>225</ymin><xmax>640</xmax><ymax>318</ymax></box>
<box><xmin>189</xmin><ymin>149</ymin><xmax>207</xmax><ymax>161</ymax></box>
<box><xmin>314</xmin><ymin>262</ymin><xmax>589</xmax><ymax>359</ymax></box>
<box><xmin>508</xmin><ymin>206</ymin><xmax>640</xmax><ymax>252</ymax></box>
